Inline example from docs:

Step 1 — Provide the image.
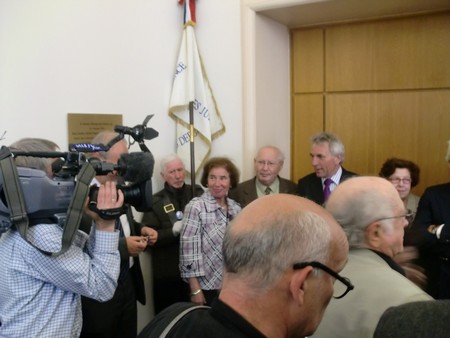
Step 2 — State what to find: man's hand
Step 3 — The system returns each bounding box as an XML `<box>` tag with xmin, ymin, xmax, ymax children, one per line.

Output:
<box><xmin>126</xmin><ymin>236</ymin><xmax>148</xmax><ymax>256</ymax></box>
<box><xmin>141</xmin><ymin>226</ymin><xmax>158</xmax><ymax>246</ymax></box>
<box><xmin>172</xmin><ymin>221</ymin><xmax>183</xmax><ymax>236</ymax></box>
<box><xmin>86</xmin><ymin>181</ymin><xmax>124</xmax><ymax>231</ymax></box>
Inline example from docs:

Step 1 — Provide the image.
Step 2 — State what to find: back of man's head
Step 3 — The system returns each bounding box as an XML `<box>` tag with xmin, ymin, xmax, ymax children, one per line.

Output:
<box><xmin>220</xmin><ymin>194</ymin><xmax>348</xmax><ymax>337</ymax></box>
<box><xmin>325</xmin><ymin>176</ymin><xmax>402</xmax><ymax>249</ymax></box>
<box><xmin>9</xmin><ymin>138</ymin><xmax>59</xmax><ymax>175</ymax></box>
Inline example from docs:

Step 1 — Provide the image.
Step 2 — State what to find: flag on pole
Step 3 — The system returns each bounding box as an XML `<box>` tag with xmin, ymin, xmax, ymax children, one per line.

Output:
<box><xmin>169</xmin><ymin>0</ymin><xmax>226</xmax><ymax>174</ymax></box>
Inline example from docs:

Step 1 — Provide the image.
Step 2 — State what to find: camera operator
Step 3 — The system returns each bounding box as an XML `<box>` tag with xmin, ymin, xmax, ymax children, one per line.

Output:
<box><xmin>79</xmin><ymin>131</ymin><xmax>157</xmax><ymax>338</ymax></box>
<box><xmin>0</xmin><ymin>138</ymin><xmax>124</xmax><ymax>338</ymax></box>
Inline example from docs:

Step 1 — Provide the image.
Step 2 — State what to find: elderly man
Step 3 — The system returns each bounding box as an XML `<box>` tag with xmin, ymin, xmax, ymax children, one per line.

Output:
<box><xmin>141</xmin><ymin>154</ymin><xmax>203</xmax><ymax>313</ymax></box>
<box><xmin>138</xmin><ymin>194</ymin><xmax>351</xmax><ymax>338</ymax></box>
<box><xmin>229</xmin><ymin>145</ymin><xmax>297</xmax><ymax>208</ymax></box>
<box><xmin>79</xmin><ymin>131</ymin><xmax>157</xmax><ymax>338</ymax></box>
<box><xmin>313</xmin><ymin>176</ymin><xmax>432</xmax><ymax>338</ymax></box>
<box><xmin>297</xmin><ymin>132</ymin><xmax>357</xmax><ymax>206</ymax></box>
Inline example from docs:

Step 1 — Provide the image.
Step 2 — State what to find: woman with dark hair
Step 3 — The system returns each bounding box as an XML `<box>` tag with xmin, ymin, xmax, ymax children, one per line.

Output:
<box><xmin>379</xmin><ymin>157</ymin><xmax>421</xmax><ymax>218</ymax></box>
<box><xmin>179</xmin><ymin>157</ymin><xmax>241</xmax><ymax>306</ymax></box>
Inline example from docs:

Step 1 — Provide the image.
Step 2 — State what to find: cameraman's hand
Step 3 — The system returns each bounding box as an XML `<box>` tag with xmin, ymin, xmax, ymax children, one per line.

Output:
<box><xmin>87</xmin><ymin>181</ymin><xmax>124</xmax><ymax>232</ymax></box>
<box><xmin>141</xmin><ymin>226</ymin><xmax>158</xmax><ymax>246</ymax></box>
<box><xmin>126</xmin><ymin>236</ymin><xmax>148</xmax><ymax>256</ymax></box>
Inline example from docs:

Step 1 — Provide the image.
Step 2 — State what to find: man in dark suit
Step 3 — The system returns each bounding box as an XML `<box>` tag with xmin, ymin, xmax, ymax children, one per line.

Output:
<box><xmin>229</xmin><ymin>145</ymin><xmax>297</xmax><ymax>208</ymax></box>
<box><xmin>141</xmin><ymin>154</ymin><xmax>203</xmax><ymax>314</ymax></box>
<box><xmin>297</xmin><ymin>132</ymin><xmax>357</xmax><ymax>206</ymax></box>
<box><xmin>405</xmin><ymin>140</ymin><xmax>450</xmax><ymax>299</ymax></box>
<box><xmin>79</xmin><ymin>131</ymin><xmax>158</xmax><ymax>338</ymax></box>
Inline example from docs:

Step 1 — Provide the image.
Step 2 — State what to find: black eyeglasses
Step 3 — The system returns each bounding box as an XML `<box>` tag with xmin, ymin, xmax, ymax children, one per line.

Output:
<box><xmin>293</xmin><ymin>261</ymin><xmax>354</xmax><ymax>299</ymax></box>
<box><xmin>375</xmin><ymin>209</ymin><xmax>414</xmax><ymax>225</ymax></box>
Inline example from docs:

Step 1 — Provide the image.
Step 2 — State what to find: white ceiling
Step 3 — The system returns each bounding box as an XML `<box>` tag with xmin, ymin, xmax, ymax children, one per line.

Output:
<box><xmin>255</xmin><ymin>0</ymin><xmax>450</xmax><ymax>28</ymax></box>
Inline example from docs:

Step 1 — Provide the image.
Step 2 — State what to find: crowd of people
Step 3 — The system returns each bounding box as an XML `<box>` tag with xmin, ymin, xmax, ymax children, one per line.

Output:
<box><xmin>1</xmin><ymin>131</ymin><xmax>449</xmax><ymax>337</ymax></box>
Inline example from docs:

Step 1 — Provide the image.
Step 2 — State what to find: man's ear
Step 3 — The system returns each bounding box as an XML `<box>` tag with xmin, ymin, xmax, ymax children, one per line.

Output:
<box><xmin>366</xmin><ymin>222</ymin><xmax>382</xmax><ymax>249</ymax></box>
<box><xmin>290</xmin><ymin>266</ymin><xmax>313</xmax><ymax>307</ymax></box>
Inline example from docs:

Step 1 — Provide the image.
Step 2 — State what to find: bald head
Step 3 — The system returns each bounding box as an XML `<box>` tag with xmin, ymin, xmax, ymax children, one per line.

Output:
<box><xmin>222</xmin><ymin>194</ymin><xmax>348</xmax><ymax>291</ymax></box>
<box><xmin>326</xmin><ymin>176</ymin><xmax>405</xmax><ymax>249</ymax></box>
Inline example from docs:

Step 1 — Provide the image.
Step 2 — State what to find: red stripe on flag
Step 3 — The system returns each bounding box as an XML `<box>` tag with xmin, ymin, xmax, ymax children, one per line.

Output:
<box><xmin>188</xmin><ymin>0</ymin><xmax>196</xmax><ymax>23</ymax></box>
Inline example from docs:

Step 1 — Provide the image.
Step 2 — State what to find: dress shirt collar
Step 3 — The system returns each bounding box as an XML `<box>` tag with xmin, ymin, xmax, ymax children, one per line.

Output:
<box><xmin>255</xmin><ymin>176</ymin><xmax>280</xmax><ymax>197</ymax></box>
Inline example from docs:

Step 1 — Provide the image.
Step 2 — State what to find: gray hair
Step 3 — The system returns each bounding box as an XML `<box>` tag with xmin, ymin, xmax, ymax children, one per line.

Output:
<box><xmin>445</xmin><ymin>140</ymin><xmax>450</xmax><ymax>162</ymax></box>
<box><xmin>255</xmin><ymin>145</ymin><xmax>285</xmax><ymax>162</ymax></box>
<box><xmin>311</xmin><ymin>132</ymin><xmax>345</xmax><ymax>162</ymax></box>
<box><xmin>159</xmin><ymin>153</ymin><xmax>184</xmax><ymax>174</ymax></box>
<box><xmin>9</xmin><ymin>138</ymin><xmax>59</xmax><ymax>173</ymax></box>
<box><xmin>223</xmin><ymin>211</ymin><xmax>331</xmax><ymax>292</ymax></box>
<box><xmin>326</xmin><ymin>183</ymin><xmax>397</xmax><ymax>249</ymax></box>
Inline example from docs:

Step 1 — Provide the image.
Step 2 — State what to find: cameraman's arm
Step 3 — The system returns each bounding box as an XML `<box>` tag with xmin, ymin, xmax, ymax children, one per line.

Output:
<box><xmin>21</xmin><ymin>181</ymin><xmax>124</xmax><ymax>302</ymax></box>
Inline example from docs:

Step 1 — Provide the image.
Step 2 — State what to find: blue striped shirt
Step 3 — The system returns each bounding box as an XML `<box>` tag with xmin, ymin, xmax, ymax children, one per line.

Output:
<box><xmin>0</xmin><ymin>223</ymin><xmax>120</xmax><ymax>338</ymax></box>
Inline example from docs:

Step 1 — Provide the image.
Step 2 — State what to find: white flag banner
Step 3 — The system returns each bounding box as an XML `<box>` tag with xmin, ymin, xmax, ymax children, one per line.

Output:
<box><xmin>169</xmin><ymin>0</ymin><xmax>225</xmax><ymax>174</ymax></box>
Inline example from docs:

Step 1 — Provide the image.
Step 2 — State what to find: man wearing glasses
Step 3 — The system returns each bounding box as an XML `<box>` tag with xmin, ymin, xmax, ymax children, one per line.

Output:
<box><xmin>313</xmin><ymin>176</ymin><xmax>432</xmax><ymax>338</ymax></box>
<box><xmin>229</xmin><ymin>145</ymin><xmax>297</xmax><ymax>208</ymax></box>
<box><xmin>138</xmin><ymin>194</ymin><xmax>351</xmax><ymax>338</ymax></box>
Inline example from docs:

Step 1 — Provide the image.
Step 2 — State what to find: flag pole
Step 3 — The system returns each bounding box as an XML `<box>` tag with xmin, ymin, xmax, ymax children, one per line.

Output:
<box><xmin>189</xmin><ymin>101</ymin><xmax>196</xmax><ymax>197</ymax></box>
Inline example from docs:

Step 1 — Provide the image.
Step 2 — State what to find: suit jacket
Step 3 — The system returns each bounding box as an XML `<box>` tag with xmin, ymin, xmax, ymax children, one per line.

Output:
<box><xmin>141</xmin><ymin>183</ymin><xmax>204</xmax><ymax>280</ymax></box>
<box><xmin>228</xmin><ymin>176</ymin><xmax>297</xmax><ymax>208</ymax></box>
<box><xmin>374</xmin><ymin>299</ymin><xmax>450</xmax><ymax>338</ymax></box>
<box><xmin>79</xmin><ymin>206</ymin><xmax>146</xmax><ymax>305</ymax></box>
<box><xmin>405</xmin><ymin>182</ymin><xmax>450</xmax><ymax>299</ymax></box>
<box><xmin>296</xmin><ymin>167</ymin><xmax>357</xmax><ymax>205</ymax></box>
<box><xmin>313</xmin><ymin>249</ymin><xmax>432</xmax><ymax>338</ymax></box>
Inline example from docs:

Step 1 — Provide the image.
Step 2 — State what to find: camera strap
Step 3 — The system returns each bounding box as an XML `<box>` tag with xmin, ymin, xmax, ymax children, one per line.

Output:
<box><xmin>57</xmin><ymin>162</ymin><xmax>95</xmax><ymax>256</ymax></box>
<box><xmin>0</xmin><ymin>146</ymin><xmax>29</xmax><ymax>240</ymax></box>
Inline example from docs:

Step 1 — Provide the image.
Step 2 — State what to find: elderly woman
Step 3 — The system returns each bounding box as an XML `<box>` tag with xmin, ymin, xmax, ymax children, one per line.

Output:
<box><xmin>379</xmin><ymin>158</ymin><xmax>421</xmax><ymax>219</ymax></box>
<box><xmin>179</xmin><ymin>157</ymin><xmax>241</xmax><ymax>306</ymax></box>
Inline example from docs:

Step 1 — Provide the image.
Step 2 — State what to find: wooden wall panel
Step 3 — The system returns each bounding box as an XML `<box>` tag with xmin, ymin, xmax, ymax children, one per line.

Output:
<box><xmin>291</xmin><ymin>94</ymin><xmax>323</xmax><ymax>181</ymax></box>
<box><xmin>326</xmin><ymin>90</ymin><xmax>450</xmax><ymax>196</ymax></box>
<box><xmin>326</xmin><ymin>12</ymin><xmax>450</xmax><ymax>91</ymax></box>
<box><xmin>292</xmin><ymin>28</ymin><xmax>324</xmax><ymax>93</ymax></box>
<box><xmin>291</xmin><ymin>12</ymin><xmax>450</xmax><ymax>197</ymax></box>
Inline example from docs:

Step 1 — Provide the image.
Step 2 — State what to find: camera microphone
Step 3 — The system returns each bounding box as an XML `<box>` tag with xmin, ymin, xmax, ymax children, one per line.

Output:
<box><xmin>114</xmin><ymin>115</ymin><xmax>159</xmax><ymax>143</ymax></box>
<box><xmin>118</xmin><ymin>152</ymin><xmax>154</xmax><ymax>183</ymax></box>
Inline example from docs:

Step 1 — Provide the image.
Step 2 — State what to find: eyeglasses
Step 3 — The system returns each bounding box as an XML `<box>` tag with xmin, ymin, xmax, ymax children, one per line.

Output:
<box><xmin>389</xmin><ymin>177</ymin><xmax>412</xmax><ymax>185</ymax></box>
<box><xmin>255</xmin><ymin>160</ymin><xmax>279</xmax><ymax>168</ymax></box>
<box><xmin>375</xmin><ymin>209</ymin><xmax>414</xmax><ymax>224</ymax></box>
<box><xmin>293</xmin><ymin>261</ymin><xmax>354</xmax><ymax>299</ymax></box>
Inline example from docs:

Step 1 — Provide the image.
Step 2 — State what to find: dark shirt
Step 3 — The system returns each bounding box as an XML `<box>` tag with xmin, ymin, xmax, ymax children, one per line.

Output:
<box><xmin>138</xmin><ymin>299</ymin><xmax>266</xmax><ymax>338</ymax></box>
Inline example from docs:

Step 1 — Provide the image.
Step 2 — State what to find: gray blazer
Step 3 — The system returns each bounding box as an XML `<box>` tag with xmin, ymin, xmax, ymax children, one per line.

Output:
<box><xmin>313</xmin><ymin>249</ymin><xmax>432</xmax><ymax>338</ymax></box>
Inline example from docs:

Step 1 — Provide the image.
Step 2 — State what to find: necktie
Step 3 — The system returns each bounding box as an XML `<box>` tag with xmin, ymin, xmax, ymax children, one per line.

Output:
<box><xmin>265</xmin><ymin>187</ymin><xmax>272</xmax><ymax>195</ymax></box>
<box><xmin>323</xmin><ymin>178</ymin><xmax>332</xmax><ymax>203</ymax></box>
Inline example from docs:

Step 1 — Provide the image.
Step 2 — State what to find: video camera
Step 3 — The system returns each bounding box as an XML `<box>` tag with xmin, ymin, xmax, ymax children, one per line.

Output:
<box><xmin>0</xmin><ymin>115</ymin><xmax>158</xmax><ymax>235</ymax></box>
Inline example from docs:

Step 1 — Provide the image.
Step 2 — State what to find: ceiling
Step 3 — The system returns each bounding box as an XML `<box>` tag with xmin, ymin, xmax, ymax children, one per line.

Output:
<box><xmin>255</xmin><ymin>0</ymin><xmax>450</xmax><ymax>28</ymax></box>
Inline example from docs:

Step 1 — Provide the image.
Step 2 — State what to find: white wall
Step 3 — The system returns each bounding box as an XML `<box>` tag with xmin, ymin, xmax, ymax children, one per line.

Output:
<box><xmin>0</xmin><ymin>0</ymin><xmax>243</xmax><ymax>331</ymax></box>
<box><xmin>241</xmin><ymin>1</ymin><xmax>291</xmax><ymax>180</ymax></box>
<box><xmin>0</xmin><ymin>0</ymin><xmax>243</xmax><ymax>190</ymax></box>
